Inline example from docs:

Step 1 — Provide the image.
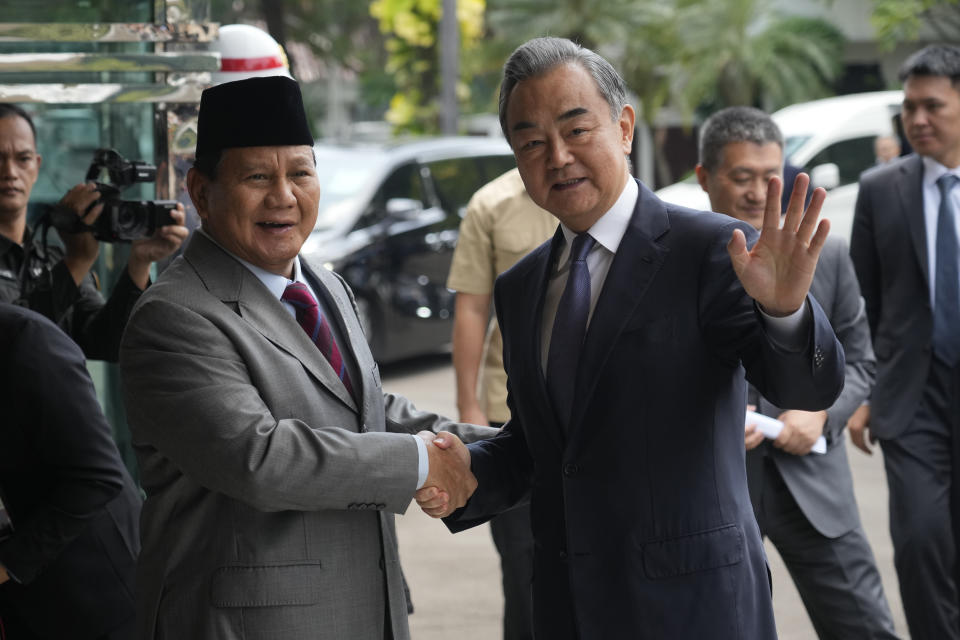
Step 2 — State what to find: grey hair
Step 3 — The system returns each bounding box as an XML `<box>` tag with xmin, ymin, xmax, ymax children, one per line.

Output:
<box><xmin>899</xmin><ymin>44</ymin><xmax>960</xmax><ymax>88</ymax></box>
<box><xmin>698</xmin><ymin>106</ymin><xmax>784</xmax><ymax>172</ymax></box>
<box><xmin>498</xmin><ymin>37</ymin><xmax>627</xmax><ymax>140</ymax></box>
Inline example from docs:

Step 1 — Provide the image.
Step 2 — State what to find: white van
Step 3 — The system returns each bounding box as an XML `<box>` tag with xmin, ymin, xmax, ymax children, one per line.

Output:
<box><xmin>655</xmin><ymin>91</ymin><xmax>904</xmax><ymax>241</ymax></box>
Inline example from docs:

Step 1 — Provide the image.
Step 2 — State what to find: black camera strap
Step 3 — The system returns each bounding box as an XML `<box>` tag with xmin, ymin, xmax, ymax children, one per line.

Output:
<box><xmin>17</xmin><ymin>207</ymin><xmax>73</xmax><ymax>303</ymax></box>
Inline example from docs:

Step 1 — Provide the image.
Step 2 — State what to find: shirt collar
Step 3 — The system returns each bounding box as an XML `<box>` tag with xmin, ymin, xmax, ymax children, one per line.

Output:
<box><xmin>0</xmin><ymin>229</ymin><xmax>15</xmax><ymax>257</ymax></box>
<box><xmin>922</xmin><ymin>156</ymin><xmax>960</xmax><ymax>188</ymax></box>
<box><xmin>0</xmin><ymin>224</ymin><xmax>34</xmax><ymax>259</ymax></box>
<box><xmin>199</xmin><ymin>228</ymin><xmax>304</xmax><ymax>300</ymax></box>
<box><xmin>558</xmin><ymin>177</ymin><xmax>637</xmax><ymax>253</ymax></box>
<box><xmin>239</xmin><ymin>254</ymin><xmax>305</xmax><ymax>300</ymax></box>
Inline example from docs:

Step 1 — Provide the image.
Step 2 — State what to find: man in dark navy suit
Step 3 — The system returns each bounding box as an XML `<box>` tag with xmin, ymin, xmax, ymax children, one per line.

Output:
<box><xmin>851</xmin><ymin>44</ymin><xmax>960</xmax><ymax>640</ymax></box>
<box><xmin>0</xmin><ymin>302</ymin><xmax>140</xmax><ymax>639</ymax></box>
<box><xmin>417</xmin><ymin>38</ymin><xmax>845</xmax><ymax>639</ymax></box>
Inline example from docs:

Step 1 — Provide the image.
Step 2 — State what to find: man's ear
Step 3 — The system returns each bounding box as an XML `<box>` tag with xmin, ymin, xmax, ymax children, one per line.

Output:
<box><xmin>186</xmin><ymin>167</ymin><xmax>209</xmax><ymax>220</ymax></box>
<box><xmin>618</xmin><ymin>104</ymin><xmax>636</xmax><ymax>153</ymax></box>
<box><xmin>695</xmin><ymin>164</ymin><xmax>710</xmax><ymax>194</ymax></box>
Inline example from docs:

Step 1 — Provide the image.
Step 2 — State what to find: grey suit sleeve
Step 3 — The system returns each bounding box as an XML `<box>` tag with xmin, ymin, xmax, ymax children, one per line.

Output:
<box><xmin>321</xmin><ymin>265</ymin><xmax>499</xmax><ymax>448</ymax></box>
<box><xmin>382</xmin><ymin>393</ymin><xmax>498</xmax><ymax>444</ymax></box>
<box><xmin>325</xmin><ymin>262</ymin><xmax>498</xmax><ymax>445</ymax></box>
<box><xmin>121</xmin><ymin>298</ymin><xmax>421</xmax><ymax>514</ymax></box>
<box><xmin>820</xmin><ymin>241</ymin><xmax>875</xmax><ymax>444</ymax></box>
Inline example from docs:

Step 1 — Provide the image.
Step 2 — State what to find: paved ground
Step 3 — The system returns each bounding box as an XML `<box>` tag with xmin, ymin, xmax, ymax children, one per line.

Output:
<box><xmin>383</xmin><ymin>354</ymin><xmax>910</xmax><ymax>640</ymax></box>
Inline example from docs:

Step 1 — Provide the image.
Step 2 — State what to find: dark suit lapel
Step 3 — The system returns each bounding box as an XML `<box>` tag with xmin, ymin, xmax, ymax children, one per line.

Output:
<box><xmin>520</xmin><ymin>228</ymin><xmax>568</xmax><ymax>450</ymax></box>
<box><xmin>568</xmin><ymin>182</ymin><xmax>670</xmax><ymax>443</ymax></box>
<box><xmin>897</xmin><ymin>155</ymin><xmax>929</xmax><ymax>287</ymax></box>
<box><xmin>185</xmin><ymin>233</ymin><xmax>358</xmax><ymax>412</ymax></box>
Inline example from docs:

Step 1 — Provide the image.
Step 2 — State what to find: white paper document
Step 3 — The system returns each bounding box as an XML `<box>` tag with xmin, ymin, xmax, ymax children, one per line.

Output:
<box><xmin>745</xmin><ymin>410</ymin><xmax>827</xmax><ymax>455</ymax></box>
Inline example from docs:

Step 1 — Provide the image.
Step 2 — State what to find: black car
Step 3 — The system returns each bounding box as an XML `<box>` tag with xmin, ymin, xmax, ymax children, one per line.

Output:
<box><xmin>303</xmin><ymin>137</ymin><xmax>516</xmax><ymax>363</ymax></box>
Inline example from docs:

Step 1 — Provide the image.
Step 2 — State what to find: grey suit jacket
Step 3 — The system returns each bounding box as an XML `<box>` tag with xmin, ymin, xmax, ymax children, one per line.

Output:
<box><xmin>851</xmin><ymin>154</ymin><xmax>932</xmax><ymax>439</ymax></box>
<box><xmin>746</xmin><ymin>235</ymin><xmax>876</xmax><ymax>538</ymax></box>
<box><xmin>120</xmin><ymin>232</ymin><xmax>490</xmax><ymax>640</ymax></box>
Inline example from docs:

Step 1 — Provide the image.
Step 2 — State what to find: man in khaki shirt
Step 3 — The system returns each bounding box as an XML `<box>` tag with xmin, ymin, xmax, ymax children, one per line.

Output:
<box><xmin>447</xmin><ymin>168</ymin><xmax>555</xmax><ymax>640</ymax></box>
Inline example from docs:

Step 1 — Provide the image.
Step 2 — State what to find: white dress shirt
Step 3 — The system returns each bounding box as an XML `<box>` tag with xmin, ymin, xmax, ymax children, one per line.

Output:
<box><xmin>921</xmin><ymin>156</ymin><xmax>960</xmax><ymax>306</ymax></box>
<box><xmin>540</xmin><ymin>177</ymin><xmax>808</xmax><ymax>373</ymax></box>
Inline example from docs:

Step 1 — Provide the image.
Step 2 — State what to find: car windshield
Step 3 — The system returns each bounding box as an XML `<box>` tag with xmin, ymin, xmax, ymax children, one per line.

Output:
<box><xmin>313</xmin><ymin>149</ymin><xmax>389</xmax><ymax>231</ymax></box>
<box><xmin>784</xmin><ymin>135</ymin><xmax>812</xmax><ymax>163</ymax></box>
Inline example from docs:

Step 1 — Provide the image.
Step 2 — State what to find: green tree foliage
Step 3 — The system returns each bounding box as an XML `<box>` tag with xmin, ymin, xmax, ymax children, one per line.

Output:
<box><xmin>203</xmin><ymin>0</ymin><xmax>844</xmax><ymax>134</ymax></box>
<box><xmin>370</xmin><ymin>0</ymin><xmax>485</xmax><ymax>134</ymax></box>
<box><xmin>484</xmin><ymin>0</ymin><xmax>662</xmax><ymax>50</ymax></box>
<box><xmin>480</xmin><ymin>0</ymin><xmax>673</xmax><ymax>123</ymax></box>
<box><xmin>208</xmin><ymin>0</ymin><xmax>387</xmax><ymax>88</ymax></box>
<box><xmin>207</xmin><ymin>0</ymin><xmax>394</xmax><ymax>130</ymax></box>
<box><xmin>871</xmin><ymin>0</ymin><xmax>960</xmax><ymax>49</ymax></box>
<box><xmin>660</xmin><ymin>0</ymin><xmax>844</xmax><ymax>116</ymax></box>
<box><xmin>479</xmin><ymin>0</ymin><xmax>843</xmax><ymax>125</ymax></box>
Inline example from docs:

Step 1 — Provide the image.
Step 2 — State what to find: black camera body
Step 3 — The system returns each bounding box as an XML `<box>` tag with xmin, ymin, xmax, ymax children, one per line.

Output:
<box><xmin>54</xmin><ymin>148</ymin><xmax>177</xmax><ymax>243</ymax></box>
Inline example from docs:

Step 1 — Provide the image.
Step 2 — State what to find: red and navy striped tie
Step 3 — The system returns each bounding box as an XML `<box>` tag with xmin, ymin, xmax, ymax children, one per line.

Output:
<box><xmin>282</xmin><ymin>282</ymin><xmax>355</xmax><ymax>398</ymax></box>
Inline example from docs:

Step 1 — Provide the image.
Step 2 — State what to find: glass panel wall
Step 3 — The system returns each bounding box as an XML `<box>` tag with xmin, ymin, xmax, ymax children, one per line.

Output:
<box><xmin>2</xmin><ymin>2</ymin><xmax>172</xmax><ymax>481</ymax></box>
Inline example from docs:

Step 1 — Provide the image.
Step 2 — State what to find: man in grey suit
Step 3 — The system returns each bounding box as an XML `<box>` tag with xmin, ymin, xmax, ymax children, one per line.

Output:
<box><xmin>119</xmin><ymin>76</ymin><xmax>486</xmax><ymax>640</ymax></box>
<box><xmin>851</xmin><ymin>44</ymin><xmax>960</xmax><ymax>640</ymax></box>
<box><xmin>696</xmin><ymin>106</ymin><xmax>898</xmax><ymax>639</ymax></box>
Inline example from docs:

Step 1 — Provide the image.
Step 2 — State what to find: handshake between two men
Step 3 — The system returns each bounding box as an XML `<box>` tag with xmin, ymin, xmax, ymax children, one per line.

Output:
<box><xmin>415</xmin><ymin>431</ymin><xmax>476</xmax><ymax>518</ymax></box>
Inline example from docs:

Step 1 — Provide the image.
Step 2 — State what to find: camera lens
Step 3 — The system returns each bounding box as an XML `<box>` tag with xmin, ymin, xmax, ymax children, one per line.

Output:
<box><xmin>112</xmin><ymin>202</ymin><xmax>151</xmax><ymax>241</ymax></box>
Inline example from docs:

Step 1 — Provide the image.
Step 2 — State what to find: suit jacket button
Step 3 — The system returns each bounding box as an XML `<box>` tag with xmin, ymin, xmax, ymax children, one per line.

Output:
<box><xmin>814</xmin><ymin>346</ymin><xmax>823</xmax><ymax>366</ymax></box>
<box><xmin>559</xmin><ymin>550</ymin><xmax>568</xmax><ymax>562</ymax></box>
<box><xmin>563</xmin><ymin>463</ymin><xmax>579</xmax><ymax>476</ymax></box>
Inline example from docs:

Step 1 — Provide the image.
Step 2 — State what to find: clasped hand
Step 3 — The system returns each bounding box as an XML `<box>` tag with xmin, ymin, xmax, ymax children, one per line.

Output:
<box><xmin>415</xmin><ymin>431</ymin><xmax>476</xmax><ymax>518</ymax></box>
<box><xmin>773</xmin><ymin>409</ymin><xmax>827</xmax><ymax>456</ymax></box>
<box><xmin>727</xmin><ymin>173</ymin><xmax>829</xmax><ymax>316</ymax></box>
<box><xmin>745</xmin><ymin>406</ymin><xmax>827</xmax><ymax>456</ymax></box>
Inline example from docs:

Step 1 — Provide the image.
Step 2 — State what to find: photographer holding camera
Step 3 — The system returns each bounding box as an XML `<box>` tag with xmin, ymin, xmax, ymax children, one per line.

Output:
<box><xmin>0</xmin><ymin>104</ymin><xmax>188</xmax><ymax>361</ymax></box>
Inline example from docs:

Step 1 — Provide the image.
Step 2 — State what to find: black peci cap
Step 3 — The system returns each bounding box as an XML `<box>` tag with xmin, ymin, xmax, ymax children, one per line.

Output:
<box><xmin>195</xmin><ymin>75</ymin><xmax>313</xmax><ymax>157</ymax></box>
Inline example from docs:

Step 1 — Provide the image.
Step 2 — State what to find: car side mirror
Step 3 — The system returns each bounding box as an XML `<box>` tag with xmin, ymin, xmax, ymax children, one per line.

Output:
<box><xmin>809</xmin><ymin>163</ymin><xmax>840</xmax><ymax>191</ymax></box>
<box><xmin>385</xmin><ymin>197</ymin><xmax>424</xmax><ymax>220</ymax></box>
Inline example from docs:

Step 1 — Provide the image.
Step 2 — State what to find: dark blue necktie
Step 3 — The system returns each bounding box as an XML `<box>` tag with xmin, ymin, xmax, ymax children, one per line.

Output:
<box><xmin>546</xmin><ymin>233</ymin><xmax>596</xmax><ymax>429</ymax></box>
<box><xmin>934</xmin><ymin>174</ymin><xmax>960</xmax><ymax>367</ymax></box>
